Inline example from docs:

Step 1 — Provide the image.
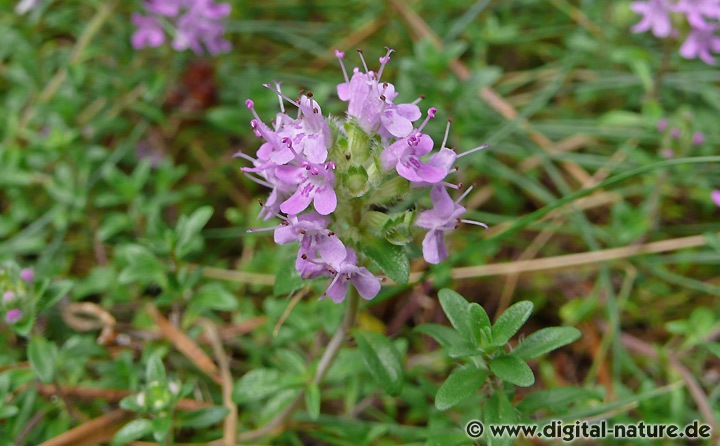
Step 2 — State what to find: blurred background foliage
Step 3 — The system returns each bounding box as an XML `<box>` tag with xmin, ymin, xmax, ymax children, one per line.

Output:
<box><xmin>1</xmin><ymin>0</ymin><xmax>719</xmax><ymax>444</ymax></box>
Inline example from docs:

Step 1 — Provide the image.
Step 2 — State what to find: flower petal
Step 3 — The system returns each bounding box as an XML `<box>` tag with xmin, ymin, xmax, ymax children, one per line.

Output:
<box><xmin>351</xmin><ymin>271</ymin><xmax>381</xmax><ymax>300</ymax></box>
<box><xmin>313</xmin><ymin>186</ymin><xmax>337</xmax><ymax>215</ymax></box>
<box><xmin>281</xmin><ymin>187</ymin><xmax>313</xmax><ymax>215</ymax></box>
<box><xmin>422</xmin><ymin>229</ymin><xmax>448</xmax><ymax>264</ymax></box>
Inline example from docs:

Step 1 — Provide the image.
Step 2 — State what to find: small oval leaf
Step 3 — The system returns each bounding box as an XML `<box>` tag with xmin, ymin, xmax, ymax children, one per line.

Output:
<box><xmin>490</xmin><ymin>355</ymin><xmax>534</xmax><ymax>387</ymax></box>
<box><xmin>438</xmin><ymin>289</ymin><xmax>473</xmax><ymax>341</ymax></box>
<box><xmin>435</xmin><ymin>366</ymin><xmax>488</xmax><ymax>411</ymax></box>
<box><xmin>511</xmin><ymin>326</ymin><xmax>581</xmax><ymax>360</ymax></box>
<box><xmin>354</xmin><ymin>330</ymin><xmax>404</xmax><ymax>395</ymax></box>
<box><xmin>178</xmin><ymin>406</ymin><xmax>229</xmax><ymax>429</ymax></box>
<box><xmin>414</xmin><ymin>323</ymin><xmax>465</xmax><ymax>349</ymax></box>
<box><xmin>492</xmin><ymin>301</ymin><xmax>533</xmax><ymax>345</ymax></box>
<box><xmin>305</xmin><ymin>382</ymin><xmax>321</xmax><ymax>420</ymax></box>
<box><xmin>27</xmin><ymin>337</ymin><xmax>57</xmax><ymax>384</ymax></box>
<box><xmin>113</xmin><ymin>419</ymin><xmax>153</xmax><ymax>445</ymax></box>
<box><xmin>469</xmin><ymin>303</ymin><xmax>491</xmax><ymax>345</ymax></box>
<box><xmin>362</xmin><ymin>239</ymin><xmax>409</xmax><ymax>284</ymax></box>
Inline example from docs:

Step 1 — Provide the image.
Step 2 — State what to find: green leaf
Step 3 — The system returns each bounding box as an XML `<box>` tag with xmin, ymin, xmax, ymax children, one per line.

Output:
<box><xmin>207</xmin><ymin>107</ymin><xmax>246</xmax><ymax>133</ymax></box>
<box><xmin>273</xmin><ymin>255</ymin><xmax>304</xmax><ymax>296</ymax></box>
<box><xmin>119</xmin><ymin>394</ymin><xmax>145</xmax><ymax>412</ymax></box>
<box><xmin>258</xmin><ymin>388</ymin><xmax>302</xmax><ymax>425</ymax></box>
<box><xmin>489</xmin><ymin>355</ymin><xmax>534</xmax><ymax>387</ymax></box>
<box><xmin>175</xmin><ymin>206</ymin><xmax>213</xmax><ymax>259</ymax></box>
<box><xmin>27</xmin><ymin>337</ymin><xmax>57</xmax><ymax>383</ymax></box>
<box><xmin>362</xmin><ymin>238</ymin><xmax>409</xmax><ymax>284</ymax></box>
<box><xmin>232</xmin><ymin>369</ymin><xmax>303</xmax><ymax>403</ymax></box>
<box><xmin>113</xmin><ymin>419</ymin><xmax>153</xmax><ymax>445</ymax></box>
<box><xmin>39</xmin><ymin>280</ymin><xmax>73</xmax><ymax>312</ymax></box>
<box><xmin>468</xmin><ymin>303</ymin><xmax>491</xmax><ymax>345</ymax></box>
<box><xmin>435</xmin><ymin>366</ymin><xmax>488</xmax><ymax>410</ymax></box>
<box><xmin>0</xmin><ymin>405</ymin><xmax>19</xmax><ymax>419</ymax></box>
<box><xmin>118</xmin><ymin>245</ymin><xmax>167</xmax><ymax>288</ymax></box>
<box><xmin>438</xmin><ymin>289</ymin><xmax>473</xmax><ymax>341</ymax></box>
<box><xmin>517</xmin><ymin>387</ymin><xmax>602</xmax><ymax>414</ymax></box>
<box><xmin>701</xmin><ymin>342</ymin><xmax>720</xmax><ymax>358</ymax></box>
<box><xmin>491</xmin><ymin>301</ymin><xmax>533</xmax><ymax>345</ymax></box>
<box><xmin>354</xmin><ymin>330</ymin><xmax>404</xmax><ymax>395</ymax></box>
<box><xmin>274</xmin><ymin>349</ymin><xmax>307</xmax><ymax>375</ymax></box>
<box><xmin>414</xmin><ymin>323</ymin><xmax>465</xmax><ymax>349</ymax></box>
<box><xmin>152</xmin><ymin>416</ymin><xmax>172</xmax><ymax>442</ymax></box>
<box><xmin>484</xmin><ymin>391</ymin><xmax>518</xmax><ymax>446</ymax></box>
<box><xmin>145</xmin><ymin>354</ymin><xmax>166</xmax><ymax>383</ymax></box>
<box><xmin>191</xmin><ymin>283</ymin><xmax>238</xmax><ymax>312</ymax></box>
<box><xmin>305</xmin><ymin>382</ymin><xmax>321</xmax><ymax>420</ymax></box>
<box><xmin>177</xmin><ymin>406</ymin><xmax>229</xmax><ymax>429</ymax></box>
<box><xmin>511</xmin><ymin>326</ymin><xmax>581</xmax><ymax>360</ymax></box>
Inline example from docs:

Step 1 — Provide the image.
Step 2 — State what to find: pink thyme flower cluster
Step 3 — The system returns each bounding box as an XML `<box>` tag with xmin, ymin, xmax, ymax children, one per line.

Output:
<box><xmin>655</xmin><ymin>117</ymin><xmax>705</xmax><ymax>158</ymax></box>
<box><xmin>240</xmin><ymin>48</ymin><xmax>487</xmax><ymax>303</ymax></box>
<box><xmin>132</xmin><ymin>0</ymin><xmax>231</xmax><ymax>55</ymax></box>
<box><xmin>631</xmin><ymin>0</ymin><xmax>720</xmax><ymax>64</ymax></box>
<box><xmin>1</xmin><ymin>266</ymin><xmax>33</xmax><ymax>326</ymax></box>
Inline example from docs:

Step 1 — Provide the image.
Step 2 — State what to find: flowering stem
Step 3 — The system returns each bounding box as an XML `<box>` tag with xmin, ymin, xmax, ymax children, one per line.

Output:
<box><xmin>314</xmin><ymin>288</ymin><xmax>360</xmax><ymax>384</ymax></box>
<box><xmin>236</xmin><ymin>289</ymin><xmax>360</xmax><ymax>442</ymax></box>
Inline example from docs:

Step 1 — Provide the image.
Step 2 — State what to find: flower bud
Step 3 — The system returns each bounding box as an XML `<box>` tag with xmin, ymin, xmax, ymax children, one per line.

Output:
<box><xmin>3</xmin><ymin>291</ymin><xmax>16</xmax><ymax>303</ymax></box>
<box><xmin>5</xmin><ymin>309</ymin><xmax>22</xmax><ymax>324</ymax></box>
<box><xmin>20</xmin><ymin>268</ymin><xmax>34</xmax><ymax>283</ymax></box>
<box><xmin>342</xmin><ymin>165</ymin><xmax>370</xmax><ymax>197</ymax></box>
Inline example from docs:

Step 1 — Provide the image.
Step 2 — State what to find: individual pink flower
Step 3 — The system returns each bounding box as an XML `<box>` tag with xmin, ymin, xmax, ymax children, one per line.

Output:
<box><xmin>274</xmin><ymin>148</ymin><xmax>337</xmax><ymax>216</ymax></box>
<box><xmin>631</xmin><ymin>0</ymin><xmax>674</xmax><ymax>37</ymax></box>
<box><xmin>712</xmin><ymin>190</ymin><xmax>720</xmax><ymax>207</ymax></box>
<box><xmin>673</xmin><ymin>0</ymin><xmax>720</xmax><ymax>28</ymax></box>
<box><xmin>20</xmin><ymin>268</ymin><xmax>34</xmax><ymax>283</ymax></box>
<box><xmin>2</xmin><ymin>291</ymin><xmax>16</xmax><ymax>303</ymax></box>
<box><xmin>321</xmin><ymin>247</ymin><xmax>381</xmax><ymax>303</ymax></box>
<box><xmin>679</xmin><ymin>23</ymin><xmax>720</xmax><ymax>64</ymax></box>
<box><xmin>132</xmin><ymin>0</ymin><xmax>231</xmax><ymax>55</ymax></box>
<box><xmin>131</xmin><ymin>14</ymin><xmax>165</xmax><ymax>49</ymax></box>
<box><xmin>336</xmin><ymin>49</ymin><xmax>421</xmax><ymax>138</ymax></box>
<box><xmin>274</xmin><ymin>213</ymin><xmax>345</xmax><ymax>273</ymax></box>
<box><xmin>415</xmin><ymin>186</ymin><xmax>487</xmax><ymax>264</ymax></box>
<box><xmin>5</xmin><ymin>309</ymin><xmax>22</xmax><ymax>324</ymax></box>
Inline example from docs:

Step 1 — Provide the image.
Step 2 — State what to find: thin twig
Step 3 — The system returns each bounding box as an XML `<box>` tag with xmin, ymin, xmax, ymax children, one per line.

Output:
<box><xmin>232</xmin><ymin>291</ymin><xmax>360</xmax><ymax>443</ymax></box>
<box><xmin>146</xmin><ymin>304</ymin><xmax>222</xmax><ymax>385</ymax></box>
<box><xmin>199</xmin><ymin>320</ymin><xmax>238</xmax><ymax>446</ymax></box>
<box><xmin>37</xmin><ymin>410</ymin><xmax>131</xmax><ymax>446</ymax></box>
<box><xmin>602</xmin><ymin>323</ymin><xmax>719</xmax><ymax>437</ymax></box>
<box><xmin>33</xmin><ymin>383</ymin><xmax>212</xmax><ymax>411</ymax></box>
<box><xmin>443</xmin><ymin>233</ymin><xmax>717</xmax><ymax>280</ymax></box>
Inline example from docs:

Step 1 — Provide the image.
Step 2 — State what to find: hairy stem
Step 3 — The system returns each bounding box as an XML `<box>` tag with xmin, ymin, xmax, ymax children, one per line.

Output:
<box><xmin>234</xmin><ymin>290</ymin><xmax>360</xmax><ymax>442</ymax></box>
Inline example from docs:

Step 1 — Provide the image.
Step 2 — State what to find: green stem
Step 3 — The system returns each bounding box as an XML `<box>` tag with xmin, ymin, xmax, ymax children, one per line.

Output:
<box><xmin>236</xmin><ymin>289</ymin><xmax>360</xmax><ymax>442</ymax></box>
